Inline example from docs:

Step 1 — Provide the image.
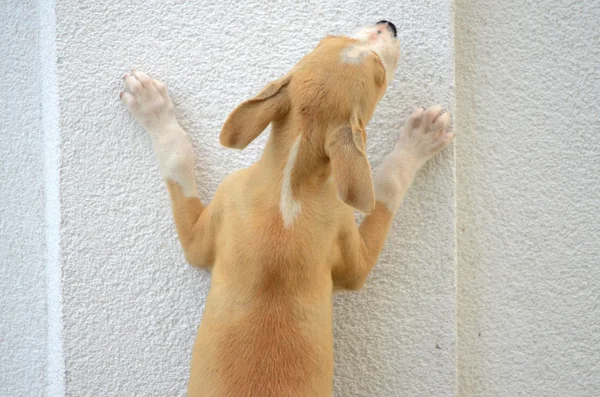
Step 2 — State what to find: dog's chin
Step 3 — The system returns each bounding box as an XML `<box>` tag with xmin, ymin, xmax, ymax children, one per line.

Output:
<box><xmin>351</xmin><ymin>26</ymin><xmax>379</xmax><ymax>43</ymax></box>
<box><xmin>373</xmin><ymin>41</ymin><xmax>400</xmax><ymax>86</ymax></box>
<box><xmin>351</xmin><ymin>26</ymin><xmax>400</xmax><ymax>85</ymax></box>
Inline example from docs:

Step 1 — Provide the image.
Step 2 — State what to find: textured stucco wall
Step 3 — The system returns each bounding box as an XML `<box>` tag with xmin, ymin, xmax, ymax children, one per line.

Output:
<box><xmin>52</xmin><ymin>0</ymin><xmax>456</xmax><ymax>396</ymax></box>
<box><xmin>5</xmin><ymin>1</ymin><xmax>600</xmax><ymax>396</ymax></box>
<box><xmin>455</xmin><ymin>1</ymin><xmax>600</xmax><ymax>396</ymax></box>
<box><xmin>0</xmin><ymin>1</ymin><xmax>47</xmax><ymax>396</ymax></box>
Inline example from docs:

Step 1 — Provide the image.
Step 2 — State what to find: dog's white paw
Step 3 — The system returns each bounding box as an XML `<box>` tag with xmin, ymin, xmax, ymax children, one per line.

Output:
<box><xmin>395</xmin><ymin>105</ymin><xmax>454</xmax><ymax>167</ymax></box>
<box><xmin>120</xmin><ymin>69</ymin><xmax>177</xmax><ymax>136</ymax></box>
<box><xmin>120</xmin><ymin>69</ymin><xmax>198</xmax><ymax>197</ymax></box>
<box><xmin>373</xmin><ymin>106</ymin><xmax>454</xmax><ymax>211</ymax></box>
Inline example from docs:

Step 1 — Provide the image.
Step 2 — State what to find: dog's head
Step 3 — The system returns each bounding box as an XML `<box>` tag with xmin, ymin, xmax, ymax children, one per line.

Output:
<box><xmin>220</xmin><ymin>21</ymin><xmax>400</xmax><ymax>213</ymax></box>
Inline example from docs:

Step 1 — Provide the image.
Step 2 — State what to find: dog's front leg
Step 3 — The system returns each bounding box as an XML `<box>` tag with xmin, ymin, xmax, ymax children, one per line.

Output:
<box><xmin>333</xmin><ymin>106</ymin><xmax>454</xmax><ymax>290</ymax></box>
<box><xmin>121</xmin><ymin>70</ymin><xmax>216</xmax><ymax>267</ymax></box>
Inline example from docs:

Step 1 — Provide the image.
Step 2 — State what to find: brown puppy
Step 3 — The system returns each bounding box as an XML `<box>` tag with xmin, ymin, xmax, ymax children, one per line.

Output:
<box><xmin>120</xmin><ymin>21</ymin><xmax>453</xmax><ymax>397</ymax></box>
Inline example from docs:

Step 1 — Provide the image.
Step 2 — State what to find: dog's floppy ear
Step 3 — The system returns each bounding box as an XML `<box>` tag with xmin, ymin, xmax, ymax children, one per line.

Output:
<box><xmin>220</xmin><ymin>75</ymin><xmax>292</xmax><ymax>149</ymax></box>
<box><xmin>325</xmin><ymin>123</ymin><xmax>375</xmax><ymax>214</ymax></box>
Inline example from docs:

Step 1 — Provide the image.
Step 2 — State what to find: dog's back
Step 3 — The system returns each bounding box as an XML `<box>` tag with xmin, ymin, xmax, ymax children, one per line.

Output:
<box><xmin>186</xmin><ymin>165</ymin><xmax>346</xmax><ymax>396</ymax></box>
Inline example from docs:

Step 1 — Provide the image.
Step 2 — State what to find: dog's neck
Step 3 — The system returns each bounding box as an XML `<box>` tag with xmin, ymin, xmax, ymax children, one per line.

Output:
<box><xmin>262</xmin><ymin>123</ymin><xmax>331</xmax><ymax>185</ymax></box>
<box><xmin>255</xmin><ymin>121</ymin><xmax>333</xmax><ymax>227</ymax></box>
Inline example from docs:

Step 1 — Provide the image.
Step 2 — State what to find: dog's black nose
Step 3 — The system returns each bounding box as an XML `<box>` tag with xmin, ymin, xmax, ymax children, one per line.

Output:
<box><xmin>376</xmin><ymin>20</ymin><xmax>397</xmax><ymax>38</ymax></box>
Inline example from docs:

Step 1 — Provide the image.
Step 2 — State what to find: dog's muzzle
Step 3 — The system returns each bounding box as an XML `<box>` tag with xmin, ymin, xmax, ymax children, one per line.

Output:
<box><xmin>376</xmin><ymin>20</ymin><xmax>397</xmax><ymax>37</ymax></box>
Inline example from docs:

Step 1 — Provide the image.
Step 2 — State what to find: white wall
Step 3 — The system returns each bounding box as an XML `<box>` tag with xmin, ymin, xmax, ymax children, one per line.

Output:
<box><xmin>0</xmin><ymin>2</ymin><xmax>47</xmax><ymax>396</ymax></box>
<box><xmin>53</xmin><ymin>1</ymin><xmax>456</xmax><ymax>396</ymax></box>
<box><xmin>3</xmin><ymin>0</ymin><xmax>599</xmax><ymax>396</ymax></box>
<box><xmin>455</xmin><ymin>0</ymin><xmax>600</xmax><ymax>396</ymax></box>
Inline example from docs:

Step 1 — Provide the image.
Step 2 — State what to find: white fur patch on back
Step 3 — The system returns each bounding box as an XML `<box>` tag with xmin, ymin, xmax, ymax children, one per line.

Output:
<box><xmin>279</xmin><ymin>136</ymin><xmax>302</xmax><ymax>228</ymax></box>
